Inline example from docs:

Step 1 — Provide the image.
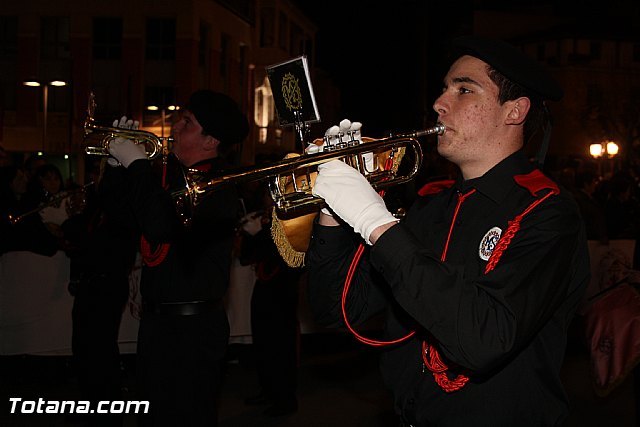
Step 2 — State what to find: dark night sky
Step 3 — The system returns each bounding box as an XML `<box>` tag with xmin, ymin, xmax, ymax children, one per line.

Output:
<box><xmin>293</xmin><ymin>0</ymin><xmax>469</xmax><ymax>136</ymax></box>
<box><xmin>291</xmin><ymin>0</ymin><xmax>639</xmax><ymax>137</ymax></box>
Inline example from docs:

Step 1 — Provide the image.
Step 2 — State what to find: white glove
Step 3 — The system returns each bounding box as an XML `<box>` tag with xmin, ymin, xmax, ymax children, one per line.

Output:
<box><xmin>107</xmin><ymin>116</ymin><xmax>146</xmax><ymax>168</ymax></box>
<box><xmin>241</xmin><ymin>212</ymin><xmax>263</xmax><ymax>236</ymax></box>
<box><xmin>313</xmin><ymin>160</ymin><xmax>397</xmax><ymax>245</ymax></box>
<box><xmin>40</xmin><ymin>197</ymin><xmax>70</xmax><ymax>226</ymax></box>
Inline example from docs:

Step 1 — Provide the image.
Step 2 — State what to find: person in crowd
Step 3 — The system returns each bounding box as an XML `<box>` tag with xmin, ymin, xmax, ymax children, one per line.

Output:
<box><xmin>240</xmin><ymin>184</ymin><xmax>302</xmax><ymax>417</ymax></box>
<box><xmin>0</xmin><ymin>164</ymin><xmax>60</xmax><ymax>256</ymax></box>
<box><xmin>604</xmin><ymin>171</ymin><xmax>640</xmax><ymax>240</ymax></box>
<box><xmin>106</xmin><ymin>89</ymin><xmax>249</xmax><ymax>426</ymax></box>
<box><xmin>61</xmin><ymin>157</ymin><xmax>138</xmax><ymax>427</ymax></box>
<box><xmin>306</xmin><ymin>36</ymin><xmax>590</xmax><ymax>425</ymax></box>
<box><xmin>573</xmin><ymin>170</ymin><xmax>608</xmax><ymax>243</ymax></box>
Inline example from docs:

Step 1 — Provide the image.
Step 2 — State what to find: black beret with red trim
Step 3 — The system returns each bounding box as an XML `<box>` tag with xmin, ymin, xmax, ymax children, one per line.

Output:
<box><xmin>452</xmin><ymin>36</ymin><xmax>563</xmax><ymax>101</ymax></box>
<box><xmin>185</xmin><ymin>90</ymin><xmax>249</xmax><ymax>146</ymax></box>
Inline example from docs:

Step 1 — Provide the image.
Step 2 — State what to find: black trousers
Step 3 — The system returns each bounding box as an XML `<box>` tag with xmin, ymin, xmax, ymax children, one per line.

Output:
<box><xmin>136</xmin><ymin>307</ymin><xmax>229</xmax><ymax>427</ymax></box>
<box><xmin>250</xmin><ymin>276</ymin><xmax>299</xmax><ymax>406</ymax></box>
<box><xmin>71</xmin><ymin>273</ymin><xmax>129</xmax><ymax>426</ymax></box>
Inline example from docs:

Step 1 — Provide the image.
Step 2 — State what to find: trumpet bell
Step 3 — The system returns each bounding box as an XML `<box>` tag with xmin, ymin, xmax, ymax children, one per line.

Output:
<box><xmin>83</xmin><ymin>92</ymin><xmax>171</xmax><ymax>159</ymax></box>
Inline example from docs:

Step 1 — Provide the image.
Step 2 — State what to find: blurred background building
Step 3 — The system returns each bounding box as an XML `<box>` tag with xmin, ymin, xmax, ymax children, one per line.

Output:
<box><xmin>0</xmin><ymin>0</ymin><xmax>639</xmax><ymax>182</ymax></box>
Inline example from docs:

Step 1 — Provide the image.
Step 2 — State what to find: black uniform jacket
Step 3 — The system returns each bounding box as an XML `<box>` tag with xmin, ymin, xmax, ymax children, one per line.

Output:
<box><xmin>307</xmin><ymin>150</ymin><xmax>590</xmax><ymax>426</ymax></box>
<box><xmin>121</xmin><ymin>156</ymin><xmax>238</xmax><ymax>305</ymax></box>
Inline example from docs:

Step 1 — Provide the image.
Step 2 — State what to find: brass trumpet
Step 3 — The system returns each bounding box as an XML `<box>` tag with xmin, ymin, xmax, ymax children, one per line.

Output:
<box><xmin>83</xmin><ymin>92</ymin><xmax>172</xmax><ymax>159</ymax></box>
<box><xmin>7</xmin><ymin>182</ymin><xmax>94</xmax><ymax>225</ymax></box>
<box><xmin>181</xmin><ymin>123</ymin><xmax>446</xmax><ymax>216</ymax></box>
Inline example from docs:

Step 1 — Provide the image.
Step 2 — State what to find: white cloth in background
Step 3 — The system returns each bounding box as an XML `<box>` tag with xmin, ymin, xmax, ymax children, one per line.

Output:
<box><xmin>0</xmin><ymin>251</ymin><xmax>141</xmax><ymax>355</ymax></box>
<box><xmin>224</xmin><ymin>257</ymin><xmax>256</xmax><ymax>344</ymax></box>
<box><xmin>0</xmin><ymin>251</ymin><xmax>73</xmax><ymax>355</ymax></box>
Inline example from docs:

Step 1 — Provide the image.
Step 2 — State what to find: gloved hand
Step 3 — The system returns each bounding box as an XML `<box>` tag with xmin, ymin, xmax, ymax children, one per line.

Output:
<box><xmin>313</xmin><ymin>160</ymin><xmax>397</xmax><ymax>245</ymax></box>
<box><xmin>40</xmin><ymin>197</ymin><xmax>70</xmax><ymax>226</ymax></box>
<box><xmin>308</xmin><ymin>119</ymin><xmax>374</xmax><ymax>218</ymax></box>
<box><xmin>305</xmin><ymin>118</ymin><xmax>364</xmax><ymax>154</ymax></box>
<box><xmin>241</xmin><ymin>211</ymin><xmax>263</xmax><ymax>236</ymax></box>
<box><xmin>107</xmin><ymin>116</ymin><xmax>146</xmax><ymax>168</ymax></box>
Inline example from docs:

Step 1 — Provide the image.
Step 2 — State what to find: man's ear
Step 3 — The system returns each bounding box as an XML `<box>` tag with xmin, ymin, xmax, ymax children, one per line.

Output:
<box><xmin>505</xmin><ymin>97</ymin><xmax>531</xmax><ymax>126</ymax></box>
<box><xmin>203</xmin><ymin>135</ymin><xmax>221</xmax><ymax>152</ymax></box>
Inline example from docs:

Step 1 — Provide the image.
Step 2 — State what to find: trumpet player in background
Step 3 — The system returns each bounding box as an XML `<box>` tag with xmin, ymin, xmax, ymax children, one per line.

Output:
<box><xmin>306</xmin><ymin>36</ymin><xmax>590</xmax><ymax>426</ymax></box>
<box><xmin>106</xmin><ymin>90</ymin><xmax>248</xmax><ymax>426</ymax></box>
<box><xmin>59</xmin><ymin>156</ymin><xmax>137</xmax><ymax>427</ymax></box>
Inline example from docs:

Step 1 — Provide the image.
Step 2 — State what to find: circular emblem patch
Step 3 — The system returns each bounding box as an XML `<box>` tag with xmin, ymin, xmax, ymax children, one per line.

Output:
<box><xmin>479</xmin><ymin>227</ymin><xmax>502</xmax><ymax>261</ymax></box>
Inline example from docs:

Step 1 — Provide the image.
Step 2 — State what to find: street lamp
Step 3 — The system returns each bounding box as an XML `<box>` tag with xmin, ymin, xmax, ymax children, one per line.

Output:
<box><xmin>146</xmin><ymin>104</ymin><xmax>179</xmax><ymax>138</ymax></box>
<box><xmin>589</xmin><ymin>140</ymin><xmax>619</xmax><ymax>176</ymax></box>
<box><xmin>23</xmin><ymin>79</ymin><xmax>68</xmax><ymax>152</ymax></box>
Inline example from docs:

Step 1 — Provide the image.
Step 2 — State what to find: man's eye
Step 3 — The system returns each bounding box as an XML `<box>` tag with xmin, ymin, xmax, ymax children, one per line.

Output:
<box><xmin>459</xmin><ymin>87</ymin><xmax>472</xmax><ymax>95</ymax></box>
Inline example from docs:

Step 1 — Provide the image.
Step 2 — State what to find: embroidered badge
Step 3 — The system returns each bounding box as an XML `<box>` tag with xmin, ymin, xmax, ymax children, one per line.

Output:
<box><xmin>479</xmin><ymin>227</ymin><xmax>502</xmax><ymax>261</ymax></box>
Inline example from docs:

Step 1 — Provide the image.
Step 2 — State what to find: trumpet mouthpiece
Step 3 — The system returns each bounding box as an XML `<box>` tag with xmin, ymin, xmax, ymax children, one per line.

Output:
<box><xmin>414</xmin><ymin>123</ymin><xmax>446</xmax><ymax>138</ymax></box>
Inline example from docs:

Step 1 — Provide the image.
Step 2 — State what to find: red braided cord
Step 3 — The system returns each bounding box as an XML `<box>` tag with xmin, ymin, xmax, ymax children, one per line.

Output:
<box><xmin>340</xmin><ymin>154</ymin><xmax>416</xmax><ymax>346</ymax></box>
<box><xmin>139</xmin><ymin>158</ymin><xmax>171</xmax><ymax>267</ymax></box>
<box><xmin>140</xmin><ymin>236</ymin><xmax>170</xmax><ymax>267</ymax></box>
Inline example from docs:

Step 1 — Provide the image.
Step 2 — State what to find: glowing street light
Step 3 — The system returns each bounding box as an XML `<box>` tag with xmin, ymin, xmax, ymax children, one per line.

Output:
<box><xmin>23</xmin><ymin>79</ymin><xmax>68</xmax><ymax>151</ymax></box>
<box><xmin>589</xmin><ymin>143</ymin><xmax>604</xmax><ymax>158</ymax></box>
<box><xmin>146</xmin><ymin>104</ymin><xmax>179</xmax><ymax>137</ymax></box>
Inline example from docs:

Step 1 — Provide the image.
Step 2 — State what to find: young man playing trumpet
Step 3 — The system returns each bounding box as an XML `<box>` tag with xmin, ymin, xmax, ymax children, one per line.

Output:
<box><xmin>307</xmin><ymin>36</ymin><xmax>590</xmax><ymax>426</ymax></box>
<box><xmin>107</xmin><ymin>90</ymin><xmax>248</xmax><ymax>426</ymax></box>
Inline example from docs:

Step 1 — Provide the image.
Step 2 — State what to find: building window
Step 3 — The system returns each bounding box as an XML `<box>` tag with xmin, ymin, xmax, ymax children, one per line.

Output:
<box><xmin>254</xmin><ymin>76</ymin><xmax>275</xmax><ymax>144</ymax></box>
<box><xmin>260</xmin><ymin>7</ymin><xmax>275</xmax><ymax>47</ymax></box>
<box><xmin>239</xmin><ymin>44</ymin><xmax>248</xmax><ymax>91</ymax></box>
<box><xmin>220</xmin><ymin>33</ymin><xmax>230</xmax><ymax>77</ymax></box>
<box><xmin>41</xmin><ymin>16</ymin><xmax>70</xmax><ymax>59</ymax></box>
<box><xmin>199</xmin><ymin>22</ymin><xmax>210</xmax><ymax>67</ymax></box>
<box><xmin>278</xmin><ymin>12</ymin><xmax>288</xmax><ymax>51</ymax></box>
<box><xmin>586</xmin><ymin>84</ymin><xmax>603</xmax><ymax>106</ymax></box>
<box><xmin>93</xmin><ymin>17</ymin><xmax>122</xmax><ymax>60</ymax></box>
<box><xmin>0</xmin><ymin>16</ymin><xmax>18</xmax><ymax>59</ymax></box>
<box><xmin>146</xmin><ymin>18</ymin><xmax>176</xmax><ymax>60</ymax></box>
<box><xmin>290</xmin><ymin>23</ymin><xmax>304</xmax><ymax>56</ymax></box>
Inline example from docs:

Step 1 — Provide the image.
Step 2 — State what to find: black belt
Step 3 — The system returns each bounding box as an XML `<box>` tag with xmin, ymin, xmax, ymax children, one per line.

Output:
<box><xmin>142</xmin><ymin>300</ymin><xmax>220</xmax><ymax>316</ymax></box>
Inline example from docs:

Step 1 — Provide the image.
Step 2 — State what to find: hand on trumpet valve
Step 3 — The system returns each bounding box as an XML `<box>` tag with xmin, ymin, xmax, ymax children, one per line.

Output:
<box><xmin>305</xmin><ymin>118</ymin><xmax>364</xmax><ymax>154</ymax></box>
<box><xmin>313</xmin><ymin>160</ymin><xmax>398</xmax><ymax>245</ymax></box>
<box><xmin>107</xmin><ymin>116</ymin><xmax>147</xmax><ymax>168</ymax></box>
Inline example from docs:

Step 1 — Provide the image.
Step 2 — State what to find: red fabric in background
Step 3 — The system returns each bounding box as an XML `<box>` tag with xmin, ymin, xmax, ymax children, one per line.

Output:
<box><xmin>584</xmin><ymin>283</ymin><xmax>640</xmax><ymax>396</ymax></box>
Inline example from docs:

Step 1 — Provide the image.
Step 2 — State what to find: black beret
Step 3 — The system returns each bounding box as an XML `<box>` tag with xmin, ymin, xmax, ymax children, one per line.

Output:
<box><xmin>184</xmin><ymin>90</ymin><xmax>249</xmax><ymax>146</ymax></box>
<box><xmin>451</xmin><ymin>36</ymin><xmax>563</xmax><ymax>101</ymax></box>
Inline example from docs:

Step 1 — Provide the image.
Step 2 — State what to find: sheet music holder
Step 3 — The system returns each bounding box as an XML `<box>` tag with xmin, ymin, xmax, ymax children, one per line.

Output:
<box><xmin>266</xmin><ymin>55</ymin><xmax>320</xmax><ymax>149</ymax></box>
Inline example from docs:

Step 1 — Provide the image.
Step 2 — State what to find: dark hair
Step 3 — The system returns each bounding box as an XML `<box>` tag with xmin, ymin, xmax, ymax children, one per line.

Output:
<box><xmin>35</xmin><ymin>164</ymin><xmax>65</xmax><ymax>191</ymax></box>
<box><xmin>0</xmin><ymin>165</ymin><xmax>19</xmax><ymax>190</ymax></box>
<box><xmin>486</xmin><ymin>65</ymin><xmax>546</xmax><ymax>145</ymax></box>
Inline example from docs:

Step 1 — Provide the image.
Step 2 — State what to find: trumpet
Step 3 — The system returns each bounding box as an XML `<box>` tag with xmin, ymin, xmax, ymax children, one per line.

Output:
<box><xmin>83</xmin><ymin>92</ymin><xmax>172</xmax><ymax>159</ymax></box>
<box><xmin>180</xmin><ymin>123</ymin><xmax>446</xmax><ymax>216</ymax></box>
<box><xmin>7</xmin><ymin>183</ymin><xmax>94</xmax><ymax>225</ymax></box>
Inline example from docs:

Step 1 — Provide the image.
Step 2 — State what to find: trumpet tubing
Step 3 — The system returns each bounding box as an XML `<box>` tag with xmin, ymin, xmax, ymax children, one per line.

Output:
<box><xmin>83</xmin><ymin>118</ymin><xmax>172</xmax><ymax>159</ymax></box>
<box><xmin>7</xmin><ymin>183</ymin><xmax>93</xmax><ymax>225</ymax></box>
<box><xmin>82</xmin><ymin>92</ymin><xmax>172</xmax><ymax>159</ymax></box>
